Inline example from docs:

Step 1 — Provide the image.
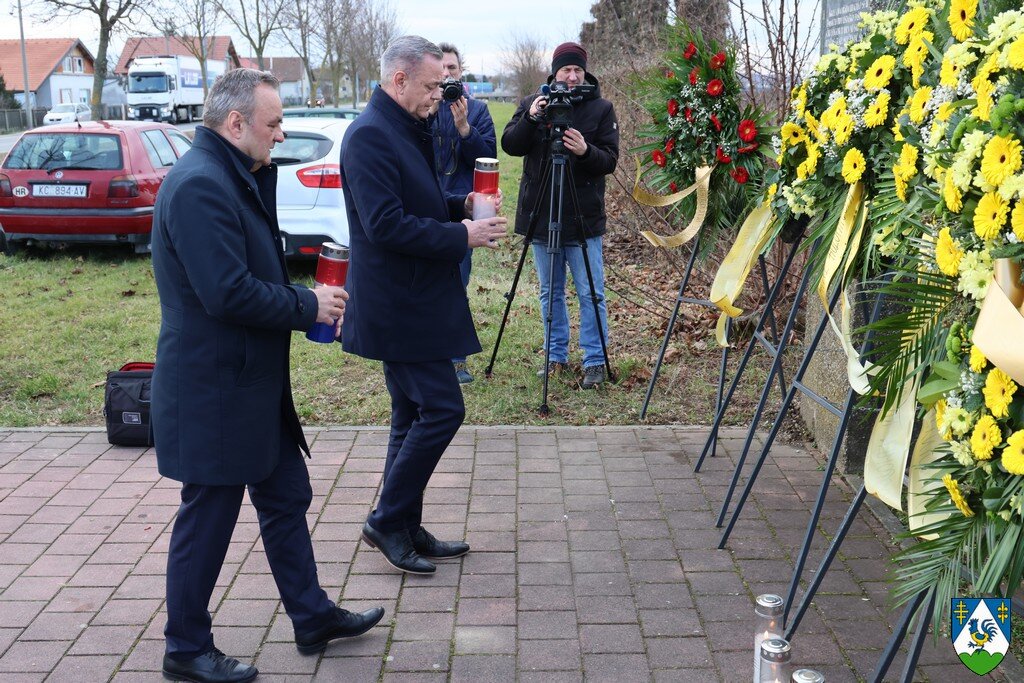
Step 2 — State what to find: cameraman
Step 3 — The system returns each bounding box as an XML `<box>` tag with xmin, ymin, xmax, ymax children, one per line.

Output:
<box><xmin>431</xmin><ymin>42</ymin><xmax>497</xmax><ymax>384</ymax></box>
<box><xmin>501</xmin><ymin>42</ymin><xmax>619</xmax><ymax>389</ymax></box>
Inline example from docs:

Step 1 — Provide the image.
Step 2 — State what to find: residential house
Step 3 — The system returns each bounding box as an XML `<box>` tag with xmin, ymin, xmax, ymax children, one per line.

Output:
<box><xmin>115</xmin><ymin>35</ymin><xmax>241</xmax><ymax>77</ymax></box>
<box><xmin>240</xmin><ymin>56</ymin><xmax>310</xmax><ymax>105</ymax></box>
<box><xmin>0</xmin><ymin>38</ymin><xmax>95</xmax><ymax>109</ymax></box>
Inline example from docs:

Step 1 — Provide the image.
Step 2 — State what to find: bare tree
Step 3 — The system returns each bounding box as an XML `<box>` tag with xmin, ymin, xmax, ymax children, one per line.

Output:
<box><xmin>153</xmin><ymin>0</ymin><xmax>221</xmax><ymax>99</ymax></box>
<box><xmin>315</xmin><ymin>0</ymin><xmax>397</xmax><ymax>107</ymax></box>
<box><xmin>215</xmin><ymin>0</ymin><xmax>286</xmax><ymax>69</ymax></box>
<box><xmin>501</xmin><ymin>32</ymin><xmax>547</xmax><ymax>101</ymax></box>
<box><xmin>33</xmin><ymin>0</ymin><xmax>142</xmax><ymax>120</ymax></box>
<box><xmin>731</xmin><ymin>0</ymin><xmax>820</xmax><ymax>116</ymax></box>
<box><xmin>280</xmin><ymin>0</ymin><xmax>321</xmax><ymax>104</ymax></box>
<box><xmin>349</xmin><ymin>0</ymin><xmax>397</xmax><ymax>106</ymax></box>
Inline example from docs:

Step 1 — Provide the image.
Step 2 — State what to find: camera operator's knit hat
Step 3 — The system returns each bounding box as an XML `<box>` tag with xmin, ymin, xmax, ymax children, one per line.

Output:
<box><xmin>551</xmin><ymin>42</ymin><xmax>588</xmax><ymax>74</ymax></box>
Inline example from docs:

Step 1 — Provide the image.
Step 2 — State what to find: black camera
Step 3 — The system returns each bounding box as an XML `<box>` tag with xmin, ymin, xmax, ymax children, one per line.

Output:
<box><xmin>441</xmin><ymin>77</ymin><xmax>463</xmax><ymax>102</ymax></box>
<box><xmin>538</xmin><ymin>81</ymin><xmax>596</xmax><ymax>130</ymax></box>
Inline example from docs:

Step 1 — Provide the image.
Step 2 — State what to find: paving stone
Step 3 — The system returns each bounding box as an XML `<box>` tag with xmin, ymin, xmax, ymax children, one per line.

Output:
<box><xmin>518</xmin><ymin>638</ymin><xmax>581</xmax><ymax>671</ymax></box>
<box><xmin>450</xmin><ymin>654</ymin><xmax>515</xmax><ymax>682</ymax></box>
<box><xmin>454</xmin><ymin>625</ymin><xmax>516</xmax><ymax>654</ymax></box>
<box><xmin>0</xmin><ymin>426</ymin><xmax>1004</xmax><ymax>683</ymax></box>
<box><xmin>384</xmin><ymin>640</ymin><xmax>451</xmax><ymax>672</ymax></box>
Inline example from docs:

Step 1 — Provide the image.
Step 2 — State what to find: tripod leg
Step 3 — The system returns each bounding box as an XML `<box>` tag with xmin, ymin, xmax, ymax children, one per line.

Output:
<box><xmin>486</xmin><ymin>238</ymin><xmax>537</xmax><ymax>377</ymax></box>
<box><xmin>486</xmin><ymin>157</ymin><xmax>553</xmax><ymax>378</ymax></box>
<box><xmin>561</xmin><ymin>164</ymin><xmax>613</xmax><ymax>385</ymax></box>
<box><xmin>539</xmin><ymin>156</ymin><xmax>569</xmax><ymax>414</ymax></box>
<box><xmin>641</xmin><ymin>234</ymin><xmax>702</xmax><ymax>419</ymax></box>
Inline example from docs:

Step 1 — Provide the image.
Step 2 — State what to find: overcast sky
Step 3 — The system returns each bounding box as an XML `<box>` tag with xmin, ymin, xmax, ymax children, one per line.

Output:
<box><xmin>1</xmin><ymin>0</ymin><xmax>597</xmax><ymax>76</ymax></box>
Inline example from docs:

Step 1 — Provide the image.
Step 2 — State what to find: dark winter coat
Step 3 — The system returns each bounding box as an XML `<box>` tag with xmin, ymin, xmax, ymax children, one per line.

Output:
<box><xmin>431</xmin><ymin>96</ymin><xmax>497</xmax><ymax>197</ymax></box>
<box><xmin>340</xmin><ymin>86</ymin><xmax>480</xmax><ymax>362</ymax></box>
<box><xmin>151</xmin><ymin>126</ymin><xmax>317</xmax><ymax>486</ymax></box>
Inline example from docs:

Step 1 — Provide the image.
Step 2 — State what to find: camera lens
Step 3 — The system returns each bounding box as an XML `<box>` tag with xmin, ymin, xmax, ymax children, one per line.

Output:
<box><xmin>442</xmin><ymin>77</ymin><xmax>463</xmax><ymax>102</ymax></box>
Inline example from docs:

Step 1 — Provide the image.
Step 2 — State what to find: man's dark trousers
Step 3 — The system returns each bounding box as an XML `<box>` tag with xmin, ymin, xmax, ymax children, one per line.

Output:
<box><xmin>164</xmin><ymin>431</ymin><xmax>335</xmax><ymax>658</ymax></box>
<box><xmin>368</xmin><ymin>360</ymin><xmax>465</xmax><ymax>533</ymax></box>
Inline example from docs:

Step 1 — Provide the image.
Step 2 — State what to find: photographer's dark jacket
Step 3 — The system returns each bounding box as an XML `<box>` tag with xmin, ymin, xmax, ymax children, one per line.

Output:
<box><xmin>151</xmin><ymin>126</ymin><xmax>317</xmax><ymax>486</ymax></box>
<box><xmin>340</xmin><ymin>86</ymin><xmax>480</xmax><ymax>362</ymax></box>
<box><xmin>501</xmin><ymin>73</ymin><xmax>619</xmax><ymax>243</ymax></box>
<box><xmin>431</xmin><ymin>96</ymin><xmax>497</xmax><ymax>197</ymax></box>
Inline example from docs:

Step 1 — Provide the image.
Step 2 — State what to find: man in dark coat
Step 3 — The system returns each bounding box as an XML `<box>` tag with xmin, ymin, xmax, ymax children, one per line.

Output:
<box><xmin>151</xmin><ymin>68</ymin><xmax>383</xmax><ymax>683</ymax></box>
<box><xmin>341</xmin><ymin>35</ymin><xmax>507</xmax><ymax>575</ymax></box>
<box><xmin>501</xmin><ymin>41</ymin><xmax>619</xmax><ymax>389</ymax></box>
<box><xmin>431</xmin><ymin>41</ymin><xmax>497</xmax><ymax>384</ymax></box>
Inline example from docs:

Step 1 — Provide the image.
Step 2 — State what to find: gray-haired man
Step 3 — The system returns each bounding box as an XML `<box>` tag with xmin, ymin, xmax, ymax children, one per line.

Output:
<box><xmin>152</xmin><ymin>68</ymin><xmax>383</xmax><ymax>683</ymax></box>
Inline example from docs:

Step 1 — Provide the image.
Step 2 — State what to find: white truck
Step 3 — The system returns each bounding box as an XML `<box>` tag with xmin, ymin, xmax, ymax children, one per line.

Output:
<box><xmin>126</xmin><ymin>56</ymin><xmax>223</xmax><ymax>123</ymax></box>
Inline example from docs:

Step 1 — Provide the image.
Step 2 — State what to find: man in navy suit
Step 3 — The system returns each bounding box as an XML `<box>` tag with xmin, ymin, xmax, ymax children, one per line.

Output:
<box><xmin>341</xmin><ymin>36</ymin><xmax>507</xmax><ymax>575</ymax></box>
<box><xmin>151</xmin><ymin>68</ymin><xmax>383</xmax><ymax>683</ymax></box>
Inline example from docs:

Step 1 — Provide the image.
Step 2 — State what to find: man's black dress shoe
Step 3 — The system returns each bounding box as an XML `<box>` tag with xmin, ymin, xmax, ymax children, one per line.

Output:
<box><xmin>162</xmin><ymin>648</ymin><xmax>257</xmax><ymax>683</ymax></box>
<box><xmin>412</xmin><ymin>526</ymin><xmax>470</xmax><ymax>559</ymax></box>
<box><xmin>294</xmin><ymin>605</ymin><xmax>386</xmax><ymax>654</ymax></box>
<box><xmin>361</xmin><ymin>522</ymin><xmax>436</xmax><ymax>574</ymax></box>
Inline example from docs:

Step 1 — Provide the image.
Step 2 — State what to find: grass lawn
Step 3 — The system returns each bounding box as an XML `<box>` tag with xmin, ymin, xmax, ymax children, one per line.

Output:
<box><xmin>0</xmin><ymin>102</ymin><xmax>792</xmax><ymax>427</ymax></box>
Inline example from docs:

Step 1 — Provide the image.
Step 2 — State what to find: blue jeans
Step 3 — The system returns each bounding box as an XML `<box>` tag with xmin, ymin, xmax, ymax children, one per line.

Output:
<box><xmin>452</xmin><ymin>248</ymin><xmax>473</xmax><ymax>366</ymax></box>
<box><xmin>531</xmin><ymin>235</ymin><xmax>609</xmax><ymax>368</ymax></box>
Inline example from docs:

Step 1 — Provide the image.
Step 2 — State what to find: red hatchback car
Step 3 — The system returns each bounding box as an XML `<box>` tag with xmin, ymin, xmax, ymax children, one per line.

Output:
<box><xmin>0</xmin><ymin>120</ymin><xmax>192</xmax><ymax>254</ymax></box>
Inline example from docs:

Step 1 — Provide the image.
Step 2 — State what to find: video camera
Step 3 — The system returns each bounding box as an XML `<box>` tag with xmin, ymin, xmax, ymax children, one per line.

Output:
<box><xmin>441</xmin><ymin>77</ymin><xmax>463</xmax><ymax>102</ymax></box>
<box><xmin>538</xmin><ymin>81</ymin><xmax>596</xmax><ymax>139</ymax></box>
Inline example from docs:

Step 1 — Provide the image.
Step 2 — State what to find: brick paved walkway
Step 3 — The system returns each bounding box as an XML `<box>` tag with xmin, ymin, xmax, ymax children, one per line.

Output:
<box><xmin>0</xmin><ymin>426</ymin><xmax>1019</xmax><ymax>682</ymax></box>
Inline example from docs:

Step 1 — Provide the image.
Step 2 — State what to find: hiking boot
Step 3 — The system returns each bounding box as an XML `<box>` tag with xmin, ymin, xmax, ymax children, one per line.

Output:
<box><xmin>581</xmin><ymin>365</ymin><xmax>606</xmax><ymax>389</ymax></box>
<box><xmin>453</xmin><ymin>362</ymin><xmax>473</xmax><ymax>384</ymax></box>
<box><xmin>537</xmin><ymin>361</ymin><xmax>568</xmax><ymax>378</ymax></box>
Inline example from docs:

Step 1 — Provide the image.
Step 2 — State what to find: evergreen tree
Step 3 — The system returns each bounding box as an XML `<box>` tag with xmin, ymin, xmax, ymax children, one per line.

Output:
<box><xmin>0</xmin><ymin>74</ymin><xmax>21</xmax><ymax>110</ymax></box>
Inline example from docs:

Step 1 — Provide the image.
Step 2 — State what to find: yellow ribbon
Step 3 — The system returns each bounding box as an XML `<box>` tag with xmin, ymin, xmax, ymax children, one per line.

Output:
<box><xmin>817</xmin><ymin>182</ymin><xmax>872</xmax><ymax>394</ymax></box>
<box><xmin>906</xmin><ymin>410</ymin><xmax>948</xmax><ymax>540</ymax></box>
<box><xmin>708</xmin><ymin>200</ymin><xmax>775</xmax><ymax>346</ymax></box>
<box><xmin>972</xmin><ymin>260</ymin><xmax>1024</xmax><ymax>386</ymax></box>
<box><xmin>863</xmin><ymin>375</ymin><xmax>920</xmax><ymax>511</ymax></box>
<box><xmin>632</xmin><ymin>160</ymin><xmax>713</xmax><ymax>248</ymax></box>
<box><xmin>817</xmin><ymin>182</ymin><xmax>863</xmax><ymax>307</ymax></box>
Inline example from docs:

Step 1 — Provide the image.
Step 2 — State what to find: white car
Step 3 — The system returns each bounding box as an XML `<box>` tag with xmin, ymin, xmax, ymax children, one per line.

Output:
<box><xmin>43</xmin><ymin>103</ymin><xmax>92</xmax><ymax>125</ymax></box>
<box><xmin>273</xmin><ymin>118</ymin><xmax>351</xmax><ymax>259</ymax></box>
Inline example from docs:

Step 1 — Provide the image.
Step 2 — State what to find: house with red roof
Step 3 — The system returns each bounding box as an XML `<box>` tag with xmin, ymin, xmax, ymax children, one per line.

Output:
<box><xmin>239</xmin><ymin>56</ymin><xmax>310</xmax><ymax>105</ymax></box>
<box><xmin>0</xmin><ymin>38</ymin><xmax>95</xmax><ymax>109</ymax></box>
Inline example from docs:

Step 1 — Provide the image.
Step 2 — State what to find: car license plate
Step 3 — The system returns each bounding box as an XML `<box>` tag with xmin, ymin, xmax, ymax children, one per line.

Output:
<box><xmin>33</xmin><ymin>184</ymin><xmax>87</xmax><ymax>198</ymax></box>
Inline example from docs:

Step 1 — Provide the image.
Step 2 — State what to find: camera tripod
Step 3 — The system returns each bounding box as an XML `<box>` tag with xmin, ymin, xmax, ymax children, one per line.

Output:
<box><xmin>484</xmin><ymin>125</ymin><xmax>614</xmax><ymax>414</ymax></box>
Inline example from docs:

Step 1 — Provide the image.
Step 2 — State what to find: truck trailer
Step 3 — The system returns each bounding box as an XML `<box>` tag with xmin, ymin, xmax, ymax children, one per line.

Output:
<box><xmin>126</xmin><ymin>56</ymin><xmax>224</xmax><ymax>123</ymax></box>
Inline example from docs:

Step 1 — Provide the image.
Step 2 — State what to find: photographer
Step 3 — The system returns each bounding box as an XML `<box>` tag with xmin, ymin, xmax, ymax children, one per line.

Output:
<box><xmin>431</xmin><ymin>42</ymin><xmax>497</xmax><ymax>384</ymax></box>
<box><xmin>501</xmin><ymin>42</ymin><xmax>619</xmax><ymax>389</ymax></box>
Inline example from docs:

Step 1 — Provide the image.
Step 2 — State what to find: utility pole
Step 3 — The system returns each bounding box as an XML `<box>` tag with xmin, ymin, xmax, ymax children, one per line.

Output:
<box><xmin>16</xmin><ymin>0</ymin><xmax>34</xmax><ymax>128</ymax></box>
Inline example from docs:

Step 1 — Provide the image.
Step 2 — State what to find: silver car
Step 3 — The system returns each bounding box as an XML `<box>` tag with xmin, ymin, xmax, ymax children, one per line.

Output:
<box><xmin>273</xmin><ymin>118</ymin><xmax>351</xmax><ymax>259</ymax></box>
<box><xmin>42</xmin><ymin>103</ymin><xmax>92</xmax><ymax>125</ymax></box>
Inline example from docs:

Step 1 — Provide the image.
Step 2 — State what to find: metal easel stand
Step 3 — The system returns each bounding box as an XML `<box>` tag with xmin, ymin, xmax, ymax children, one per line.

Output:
<box><xmin>698</xmin><ymin>239</ymin><xmax>828</xmax><ymax>524</ymax></box>
<box><xmin>639</xmin><ymin>226</ymin><xmax>731</xmax><ymax>440</ymax></box>
<box><xmin>716</xmin><ymin>276</ymin><xmax>886</xmax><ymax>544</ymax></box>
<box><xmin>692</xmin><ymin>236</ymin><xmax>805</xmax><ymax>474</ymax></box>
